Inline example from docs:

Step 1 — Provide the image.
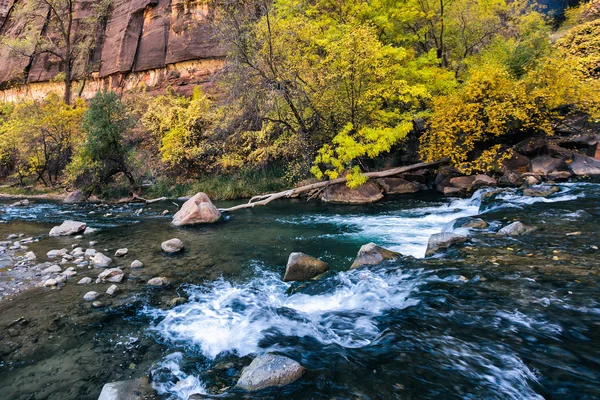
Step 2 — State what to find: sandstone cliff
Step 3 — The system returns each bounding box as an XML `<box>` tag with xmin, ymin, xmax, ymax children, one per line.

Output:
<box><xmin>0</xmin><ymin>0</ymin><xmax>225</xmax><ymax>100</ymax></box>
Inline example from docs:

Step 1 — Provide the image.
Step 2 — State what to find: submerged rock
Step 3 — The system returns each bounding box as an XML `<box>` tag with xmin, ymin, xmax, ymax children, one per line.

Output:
<box><xmin>161</xmin><ymin>238</ymin><xmax>184</xmax><ymax>254</ymax></box>
<box><xmin>77</xmin><ymin>277</ymin><xmax>92</xmax><ymax>285</ymax></box>
<box><xmin>322</xmin><ymin>181</ymin><xmax>383</xmax><ymax>204</ymax></box>
<box><xmin>168</xmin><ymin>297</ymin><xmax>187</xmax><ymax>308</ymax></box>
<box><xmin>283</xmin><ymin>252</ymin><xmax>329</xmax><ymax>282</ymax></box>
<box><xmin>425</xmin><ymin>233</ymin><xmax>467</xmax><ymax>257</ymax></box>
<box><xmin>498</xmin><ymin>221</ymin><xmax>536</xmax><ymax>236</ymax></box>
<box><xmin>350</xmin><ymin>242</ymin><xmax>400</xmax><ymax>270</ymax></box>
<box><xmin>10</xmin><ymin>199</ymin><xmax>30</xmax><ymax>207</ymax></box>
<box><xmin>92</xmin><ymin>252</ymin><xmax>113</xmax><ymax>268</ymax></box>
<box><xmin>49</xmin><ymin>220</ymin><xmax>87</xmax><ymax>237</ymax></box>
<box><xmin>172</xmin><ymin>192</ymin><xmax>221</xmax><ymax>226</ymax></box>
<box><xmin>522</xmin><ymin>185</ymin><xmax>560</xmax><ymax>197</ymax></box>
<box><xmin>236</xmin><ymin>353</ymin><xmax>305</xmax><ymax>391</ymax></box>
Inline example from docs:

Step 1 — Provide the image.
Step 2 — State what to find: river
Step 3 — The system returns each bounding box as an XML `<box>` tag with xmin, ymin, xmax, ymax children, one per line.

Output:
<box><xmin>0</xmin><ymin>183</ymin><xmax>599</xmax><ymax>399</ymax></box>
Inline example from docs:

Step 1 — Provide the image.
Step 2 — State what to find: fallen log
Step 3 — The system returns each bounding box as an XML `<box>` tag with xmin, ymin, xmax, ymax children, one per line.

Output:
<box><xmin>220</xmin><ymin>158</ymin><xmax>449</xmax><ymax>212</ymax></box>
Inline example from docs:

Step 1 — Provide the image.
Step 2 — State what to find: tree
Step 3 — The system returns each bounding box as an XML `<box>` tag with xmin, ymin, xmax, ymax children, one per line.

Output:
<box><xmin>67</xmin><ymin>90</ymin><xmax>136</xmax><ymax>194</ymax></box>
<box><xmin>2</xmin><ymin>0</ymin><xmax>111</xmax><ymax>104</ymax></box>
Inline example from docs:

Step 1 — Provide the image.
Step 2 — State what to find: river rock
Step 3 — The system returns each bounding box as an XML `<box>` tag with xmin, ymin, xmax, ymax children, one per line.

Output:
<box><xmin>472</xmin><ymin>174</ymin><xmax>497</xmax><ymax>188</ymax></box>
<box><xmin>63</xmin><ymin>190</ymin><xmax>87</xmax><ymax>204</ymax></box>
<box><xmin>106</xmin><ymin>285</ymin><xmax>119</xmax><ymax>296</ymax></box>
<box><xmin>44</xmin><ymin>279</ymin><xmax>57</xmax><ymax>287</ymax></box>
<box><xmin>92</xmin><ymin>252</ymin><xmax>112</xmax><ymax>268</ymax></box>
<box><xmin>10</xmin><ymin>199</ymin><xmax>30</xmax><ymax>207</ymax></box>
<box><xmin>350</xmin><ymin>243</ymin><xmax>400</xmax><ymax>270</ymax></box>
<box><xmin>498</xmin><ymin>221</ymin><xmax>536</xmax><ymax>236</ymax></box>
<box><xmin>435</xmin><ymin>166</ymin><xmax>463</xmax><ymax>192</ymax></box>
<box><xmin>169</xmin><ymin>297</ymin><xmax>187</xmax><ymax>308</ymax></box>
<box><xmin>447</xmin><ymin>217</ymin><xmax>488</xmax><ymax>230</ymax></box>
<box><xmin>449</xmin><ymin>176</ymin><xmax>476</xmax><ymax>191</ymax></box>
<box><xmin>530</xmin><ymin>156</ymin><xmax>567</xmax><ymax>175</ymax></box>
<box><xmin>130</xmin><ymin>260</ymin><xmax>144</xmax><ymax>269</ymax></box>
<box><xmin>442</xmin><ymin>186</ymin><xmax>462</xmax><ymax>196</ymax></box>
<box><xmin>85</xmin><ymin>249</ymin><xmax>97</xmax><ymax>257</ymax></box>
<box><xmin>62</xmin><ymin>268</ymin><xmax>77</xmax><ymax>278</ymax></box>
<box><xmin>42</xmin><ymin>265</ymin><xmax>62</xmax><ymax>274</ymax></box>
<box><xmin>322</xmin><ymin>181</ymin><xmax>383</xmax><ymax>204</ymax></box>
<box><xmin>97</xmin><ymin>268</ymin><xmax>124</xmax><ymax>283</ymax></box>
<box><xmin>114</xmin><ymin>248</ymin><xmax>128</xmax><ymax>257</ymax></box>
<box><xmin>77</xmin><ymin>277</ymin><xmax>92</xmax><ymax>285</ymax></box>
<box><xmin>425</xmin><ymin>233</ymin><xmax>467</xmax><ymax>256</ymax></box>
<box><xmin>161</xmin><ymin>238</ymin><xmax>184</xmax><ymax>254</ymax></box>
<box><xmin>376</xmin><ymin>178</ymin><xmax>424</xmax><ymax>195</ymax></box>
<box><xmin>97</xmin><ymin>378</ymin><xmax>154</xmax><ymax>400</ymax></box>
<box><xmin>49</xmin><ymin>220</ymin><xmax>87</xmax><ymax>237</ymax></box>
<box><xmin>236</xmin><ymin>353</ymin><xmax>305</xmax><ymax>391</ymax></box>
<box><xmin>283</xmin><ymin>252</ymin><xmax>329</xmax><ymax>282</ymax></box>
<box><xmin>171</xmin><ymin>192</ymin><xmax>221</xmax><ymax>226</ymax></box>
<box><xmin>25</xmin><ymin>251</ymin><xmax>36</xmax><ymax>261</ymax></box>
<box><xmin>569</xmin><ymin>154</ymin><xmax>600</xmax><ymax>176</ymax></box>
<box><xmin>147</xmin><ymin>277</ymin><xmax>169</xmax><ymax>287</ymax></box>
<box><xmin>83</xmin><ymin>291</ymin><xmax>100</xmax><ymax>301</ymax></box>
<box><xmin>523</xmin><ymin>185</ymin><xmax>560</xmax><ymax>197</ymax></box>
<box><xmin>522</xmin><ymin>176</ymin><xmax>540</xmax><ymax>188</ymax></box>
<box><xmin>547</xmin><ymin>170</ymin><xmax>572</xmax><ymax>181</ymax></box>
<box><xmin>46</xmin><ymin>250</ymin><xmax>60</xmax><ymax>258</ymax></box>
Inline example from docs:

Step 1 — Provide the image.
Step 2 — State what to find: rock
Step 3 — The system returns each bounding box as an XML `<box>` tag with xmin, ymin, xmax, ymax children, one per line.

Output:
<box><xmin>321</xmin><ymin>181</ymin><xmax>383</xmax><ymax>204</ymax></box>
<box><xmin>49</xmin><ymin>220</ymin><xmax>87</xmax><ymax>237</ymax></box>
<box><xmin>449</xmin><ymin>175</ymin><xmax>476</xmax><ymax>191</ymax></box>
<box><xmin>502</xmin><ymin>151</ymin><xmax>530</xmax><ymax>174</ymax></box>
<box><xmin>42</xmin><ymin>265</ymin><xmax>62</xmax><ymax>274</ymax></box>
<box><xmin>92</xmin><ymin>301</ymin><xmax>104</xmax><ymax>308</ymax></box>
<box><xmin>168</xmin><ymin>297</ymin><xmax>187</xmax><ymax>308</ymax></box>
<box><xmin>97</xmin><ymin>268</ymin><xmax>125</xmax><ymax>283</ymax></box>
<box><xmin>442</xmin><ymin>186</ymin><xmax>462</xmax><ymax>196</ymax></box>
<box><xmin>106</xmin><ymin>285</ymin><xmax>119</xmax><ymax>296</ymax></box>
<box><xmin>47</xmin><ymin>250</ymin><xmax>61</xmax><ymax>258</ymax></box>
<box><xmin>522</xmin><ymin>176</ymin><xmax>540</xmax><ymax>188</ymax></box>
<box><xmin>376</xmin><ymin>178</ymin><xmax>424</xmax><ymax>195</ymax></box>
<box><xmin>55</xmin><ymin>275</ymin><xmax>67</xmax><ymax>284</ymax></box>
<box><xmin>161</xmin><ymin>210</ymin><xmax>169</xmax><ymax>216</ymax></box>
<box><xmin>92</xmin><ymin>252</ymin><xmax>113</xmax><ymax>268</ymax></box>
<box><xmin>425</xmin><ymin>233</ymin><xmax>467</xmax><ymax>257</ymax></box>
<box><xmin>435</xmin><ymin>165</ymin><xmax>462</xmax><ymax>192</ymax></box>
<box><xmin>147</xmin><ymin>277</ymin><xmax>169</xmax><ymax>287</ymax></box>
<box><xmin>114</xmin><ymin>248</ymin><xmax>128</xmax><ymax>257</ymax></box>
<box><xmin>85</xmin><ymin>249</ymin><xmax>97</xmax><ymax>257</ymax></box>
<box><xmin>10</xmin><ymin>199</ymin><xmax>30</xmax><ymax>207</ymax></box>
<box><xmin>84</xmin><ymin>227</ymin><xmax>98</xmax><ymax>235</ymax></box>
<box><xmin>499</xmin><ymin>170</ymin><xmax>521</xmax><ymax>186</ymax></box>
<box><xmin>83</xmin><ymin>291</ymin><xmax>100</xmax><ymax>301</ymax></box>
<box><xmin>350</xmin><ymin>243</ymin><xmax>400</xmax><ymax>270</ymax></box>
<box><xmin>236</xmin><ymin>353</ymin><xmax>305</xmax><ymax>391</ymax></box>
<box><xmin>43</xmin><ymin>279</ymin><xmax>58</xmax><ymax>287</ymax></box>
<box><xmin>63</xmin><ymin>190</ymin><xmax>87</xmax><ymax>204</ymax></box>
<box><xmin>472</xmin><ymin>174</ymin><xmax>497</xmax><ymax>188</ymax></box>
<box><xmin>89</xmin><ymin>241</ymin><xmax>97</xmax><ymax>246</ymax></box>
<box><xmin>130</xmin><ymin>260</ymin><xmax>144</xmax><ymax>269</ymax></box>
<box><xmin>568</xmin><ymin>154</ymin><xmax>600</xmax><ymax>176</ymax></box>
<box><xmin>171</xmin><ymin>192</ymin><xmax>221</xmax><ymax>226</ymax></box>
<box><xmin>7</xmin><ymin>234</ymin><xmax>18</xmax><ymax>240</ymax></box>
<box><xmin>161</xmin><ymin>238</ymin><xmax>184</xmax><ymax>254</ymax></box>
<box><xmin>25</xmin><ymin>251</ymin><xmax>36</xmax><ymax>261</ymax></box>
<box><xmin>77</xmin><ymin>277</ymin><xmax>92</xmax><ymax>285</ymax></box>
<box><xmin>530</xmin><ymin>156</ymin><xmax>567</xmax><ymax>175</ymax></box>
<box><xmin>97</xmin><ymin>378</ymin><xmax>154</xmax><ymax>400</ymax></box>
<box><xmin>498</xmin><ymin>221</ymin><xmax>536</xmax><ymax>236</ymax></box>
<box><xmin>547</xmin><ymin>170</ymin><xmax>572</xmax><ymax>181</ymax></box>
<box><xmin>62</xmin><ymin>268</ymin><xmax>78</xmax><ymax>277</ymax></box>
<box><xmin>447</xmin><ymin>217</ymin><xmax>488</xmax><ymax>230</ymax></box>
<box><xmin>522</xmin><ymin>185</ymin><xmax>560</xmax><ymax>197</ymax></box>
<box><xmin>283</xmin><ymin>252</ymin><xmax>329</xmax><ymax>282</ymax></box>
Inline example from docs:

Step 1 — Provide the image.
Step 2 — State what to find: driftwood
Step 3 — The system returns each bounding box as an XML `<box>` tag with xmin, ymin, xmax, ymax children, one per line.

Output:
<box><xmin>128</xmin><ymin>194</ymin><xmax>168</xmax><ymax>204</ymax></box>
<box><xmin>220</xmin><ymin>158</ymin><xmax>449</xmax><ymax>212</ymax></box>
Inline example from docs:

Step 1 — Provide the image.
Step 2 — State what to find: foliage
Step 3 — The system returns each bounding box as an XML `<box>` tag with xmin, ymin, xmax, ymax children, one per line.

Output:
<box><xmin>558</xmin><ymin>2</ymin><xmax>600</xmax><ymax>79</ymax></box>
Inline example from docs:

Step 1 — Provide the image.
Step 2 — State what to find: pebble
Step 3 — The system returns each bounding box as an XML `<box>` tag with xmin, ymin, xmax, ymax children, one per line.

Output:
<box><xmin>74</xmin><ymin>235</ymin><xmax>83</xmax><ymax>239</ymax></box>
<box><xmin>77</xmin><ymin>277</ymin><xmax>92</xmax><ymax>285</ymax></box>
<box><xmin>83</xmin><ymin>291</ymin><xmax>100</xmax><ymax>301</ymax></box>
<box><xmin>44</xmin><ymin>279</ymin><xmax>58</xmax><ymax>287</ymax></box>
<box><xmin>106</xmin><ymin>285</ymin><xmax>119</xmax><ymax>296</ymax></box>
<box><xmin>115</xmin><ymin>248</ymin><xmax>128</xmax><ymax>257</ymax></box>
<box><xmin>130</xmin><ymin>260</ymin><xmax>144</xmax><ymax>269</ymax></box>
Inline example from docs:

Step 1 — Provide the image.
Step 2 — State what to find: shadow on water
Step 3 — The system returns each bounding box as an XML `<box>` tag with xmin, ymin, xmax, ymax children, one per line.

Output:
<box><xmin>0</xmin><ymin>183</ymin><xmax>599</xmax><ymax>399</ymax></box>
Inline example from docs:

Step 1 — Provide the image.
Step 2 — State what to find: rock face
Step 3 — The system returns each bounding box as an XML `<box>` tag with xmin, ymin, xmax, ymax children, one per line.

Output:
<box><xmin>350</xmin><ymin>243</ymin><xmax>400</xmax><ymax>270</ymax></box>
<box><xmin>49</xmin><ymin>220</ymin><xmax>87</xmax><ymax>237</ymax></box>
<box><xmin>63</xmin><ymin>190</ymin><xmax>87</xmax><ymax>204</ymax></box>
<box><xmin>236</xmin><ymin>354</ymin><xmax>305</xmax><ymax>391</ymax></box>
<box><xmin>283</xmin><ymin>252</ymin><xmax>329</xmax><ymax>282</ymax></box>
<box><xmin>161</xmin><ymin>238</ymin><xmax>184</xmax><ymax>253</ymax></box>
<box><xmin>322</xmin><ymin>181</ymin><xmax>383</xmax><ymax>204</ymax></box>
<box><xmin>172</xmin><ymin>192</ymin><xmax>221</xmax><ymax>226</ymax></box>
<box><xmin>425</xmin><ymin>233</ymin><xmax>467</xmax><ymax>257</ymax></box>
<box><xmin>498</xmin><ymin>221</ymin><xmax>536</xmax><ymax>236</ymax></box>
<box><xmin>0</xmin><ymin>0</ymin><xmax>225</xmax><ymax>99</ymax></box>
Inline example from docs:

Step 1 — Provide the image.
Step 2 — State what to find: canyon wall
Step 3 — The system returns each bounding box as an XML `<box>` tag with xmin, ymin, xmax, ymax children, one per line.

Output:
<box><xmin>0</xmin><ymin>0</ymin><xmax>226</xmax><ymax>101</ymax></box>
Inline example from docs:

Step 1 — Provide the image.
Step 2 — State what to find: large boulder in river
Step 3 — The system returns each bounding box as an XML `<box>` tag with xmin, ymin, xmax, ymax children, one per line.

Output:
<box><xmin>283</xmin><ymin>252</ymin><xmax>329</xmax><ymax>282</ymax></box>
<box><xmin>376</xmin><ymin>177</ymin><xmax>425</xmax><ymax>195</ymax></box>
<box><xmin>161</xmin><ymin>238</ymin><xmax>184</xmax><ymax>254</ymax></box>
<box><xmin>63</xmin><ymin>190</ymin><xmax>86</xmax><ymax>204</ymax></box>
<box><xmin>425</xmin><ymin>233</ymin><xmax>467</xmax><ymax>257</ymax></box>
<box><xmin>350</xmin><ymin>242</ymin><xmax>400</xmax><ymax>270</ymax></box>
<box><xmin>49</xmin><ymin>220</ymin><xmax>86</xmax><ymax>237</ymax></box>
<box><xmin>172</xmin><ymin>192</ymin><xmax>221</xmax><ymax>226</ymax></box>
<box><xmin>322</xmin><ymin>181</ymin><xmax>383</xmax><ymax>204</ymax></box>
<box><xmin>498</xmin><ymin>221</ymin><xmax>536</xmax><ymax>236</ymax></box>
<box><xmin>236</xmin><ymin>353</ymin><xmax>305</xmax><ymax>391</ymax></box>
<box><xmin>568</xmin><ymin>154</ymin><xmax>600</xmax><ymax>176</ymax></box>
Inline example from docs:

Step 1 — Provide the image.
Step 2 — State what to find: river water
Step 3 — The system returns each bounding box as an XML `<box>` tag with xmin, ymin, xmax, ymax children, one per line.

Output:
<box><xmin>0</xmin><ymin>183</ymin><xmax>599</xmax><ymax>399</ymax></box>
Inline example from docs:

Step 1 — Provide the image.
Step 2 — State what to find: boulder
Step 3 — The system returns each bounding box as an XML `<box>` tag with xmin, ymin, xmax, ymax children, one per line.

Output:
<box><xmin>322</xmin><ymin>181</ymin><xmax>383</xmax><ymax>204</ymax></box>
<box><xmin>522</xmin><ymin>185</ymin><xmax>560</xmax><ymax>197</ymax></box>
<box><xmin>498</xmin><ymin>170</ymin><xmax>521</xmax><ymax>186</ymax></box>
<box><xmin>97</xmin><ymin>268</ymin><xmax>125</xmax><ymax>283</ymax></box>
<box><xmin>171</xmin><ymin>192</ymin><xmax>221</xmax><ymax>226</ymax></box>
<box><xmin>49</xmin><ymin>220</ymin><xmax>87</xmax><ymax>237</ymax></box>
<box><xmin>442</xmin><ymin>186</ymin><xmax>462</xmax><ymax>196</ymax></box>
<box><xmin>449</xmin><ymin>176</ymin><xmax>476</xmax><ymax>191</ymax></box>
<box><xmin>350</xmin><ymin>243</ymin><xmax>400</xmax><ymax>270</ymax></box>
<box><xmin>502</xmin><ymin>152</ymin><xmax>530</xmax><ymax>174</ymax></box>
<box><xmin>435</xmin><ymin>165</ymin><xmax>462</xmax><ymax>192</ymax></box>
<box><xmin>522</xmin><ymin>176</ymin><xmax>540</xmax><ymax>188</ymax></box>
<box><xmin>498</xmin><ymin>221</ymin><xmax>536</xmax><ymax>236</ymax></box>
<box><xmin>161</xmin><ymin>238</ymin><xmax>184</xmax><ymax>254</ymax></box>
<box><xmin>83</xmin><ymin>291</ymin><xmax>100</xmax><ymax>301</ymax></box>
<box><xmin>568</xmin><ymin>154</ymin><xmax>600</xmax><ymax>176</ymax></box>
<box><xmin>425</xmin><ymin>233</ymin><xmax>467</xmax><ymax>257</ymax></box>
<box><xmin>97</xmin><ymin>378</ymin><xmax>158</xmax><ymax>400</ymax></box>
<box><xmin>472</xmin><ymin>174</ymin><xmax>497</xmax><ymax>188</ymax></box>
<box><xmin>446</xmin><ymin>217</ymin><xmax>489</xmax><ymax>230</ymax></box>
<box><xmin>376</xmin><ymin>178</ymin><xmax>424</xmax><ymax>195</ymax></box>
<box><xmin>236</xmin><ymin>354</ymin><xmax>305</xmax><ymax>391</ymax></box>
<box><xmin>283</xmin><ymin>252</ymin><xmax>329</xmax><ymax>282</ymax></box>
<box><xmin>92</xmin><ymin>252</ymin><xmax>113</xmax><ymax>268</ymax></box>
<box><xmin>547</xmin><ymin>171</ymin><xmax>572</xmax><ymax>181</ymax></box>
<box><xmin>63</xmin><ymin>190</ymin><xmax>87</xmax><ymax>204</ymax></box>
<box><xmin>147</xmin><ymin>277</ymin><xmax>169</xmax><ymax>287</ymax></box>
<box><xmin>530</xmin><ymin>156</ymin><xmax>567</xmax><ymax>175</ymax></box>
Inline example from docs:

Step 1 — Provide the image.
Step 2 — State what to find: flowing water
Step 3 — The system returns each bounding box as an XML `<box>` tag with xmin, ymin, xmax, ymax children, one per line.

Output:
<box><xmin>0</xmin><ymin>183</ymin><xmax>599</xmax><ymax>400</ymax></box>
